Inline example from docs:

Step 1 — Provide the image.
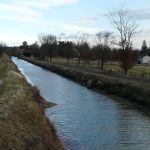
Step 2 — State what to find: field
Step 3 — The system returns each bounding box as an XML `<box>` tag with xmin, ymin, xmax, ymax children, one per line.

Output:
<box><xmin>50</xmin><ymin>57</ymin><xmax>150</xmax><ymax>79</ymax></box>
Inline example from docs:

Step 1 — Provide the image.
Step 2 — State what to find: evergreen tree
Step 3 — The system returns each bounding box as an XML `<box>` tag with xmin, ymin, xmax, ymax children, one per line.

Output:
<box><xmin>141</xmin><ymin>40</ymin><xmax>147</xmax><ymax>56</ymax></box>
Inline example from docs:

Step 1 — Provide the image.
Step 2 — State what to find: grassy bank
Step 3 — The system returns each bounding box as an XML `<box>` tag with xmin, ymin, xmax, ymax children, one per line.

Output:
<box><xmin>22</xmin><ymin>57</ymin><xmax>150</xmax><ymax>107</ymax></box>
<box><xmin>0</xmin><ymin>54</ymin><xmax>64</xmax><ymax>150</ymax></box>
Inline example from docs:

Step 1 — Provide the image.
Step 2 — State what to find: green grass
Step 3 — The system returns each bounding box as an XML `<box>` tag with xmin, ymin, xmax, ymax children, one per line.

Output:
<box><xmin>103</xmin><ymin>64</ymin><xmax>150</xmax><ymax>78</ymax></box>
<box><xmin>104</xmin><ymin>64</ymin><xmax>150</xmax><ymax>73</ymax></box>
<box><xmin>133</xmin><ymin>65</ymin><xmax>150</xmax><ymax>73</ymax></box>
<box><xmin>50</xmin><ymin>58</ymin><xmax>150</xmax><ymax>78</ymax></box>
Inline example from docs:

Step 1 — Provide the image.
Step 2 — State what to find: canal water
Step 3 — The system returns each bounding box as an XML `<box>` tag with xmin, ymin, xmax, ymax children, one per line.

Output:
<box><xmin>12</xmin><ymin>57</ymin><xmax>150</xmax><ymax>150</ymax></box>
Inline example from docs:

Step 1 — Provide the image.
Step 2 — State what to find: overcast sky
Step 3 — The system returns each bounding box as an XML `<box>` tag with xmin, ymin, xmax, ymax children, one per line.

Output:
<box><xmin>0</xmin><ymin>0</ymin><xmax>150</xmax><ymax>48</ymax></box>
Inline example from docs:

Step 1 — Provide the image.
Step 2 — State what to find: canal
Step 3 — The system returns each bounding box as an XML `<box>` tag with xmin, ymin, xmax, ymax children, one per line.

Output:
<box><xmin>12</xmin><ymin>57</ymin><xmax>150</xmax><ymax>150</ymax></box>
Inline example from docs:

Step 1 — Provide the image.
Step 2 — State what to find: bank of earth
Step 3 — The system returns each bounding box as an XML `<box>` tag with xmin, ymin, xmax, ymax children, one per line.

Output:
<box><xmin>22</xmin><ymin>57</ymin><xmax>150</xmax><ymax>108</ymax></box>
<box><xmin>0</xmin><ymin>54</ymin><xmax>64</xmax><ymax>150</ymax></box>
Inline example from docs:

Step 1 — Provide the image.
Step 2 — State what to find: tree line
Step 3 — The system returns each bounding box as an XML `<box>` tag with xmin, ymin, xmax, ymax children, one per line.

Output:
<box><xmin>16</xmin><ymin>34</ymin><xmax>150</xmax><ymax>74</ymax></box>
<box><xmin>1</xmin><ymin>8</ymin><xmax>150</xmax><ymax>75</ymax></box>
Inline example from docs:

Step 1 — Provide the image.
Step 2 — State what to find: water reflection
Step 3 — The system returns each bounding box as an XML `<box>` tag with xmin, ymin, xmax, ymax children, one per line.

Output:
<box><xmin>12</xmin><ymin>57</ymin><xmax>150</xmax><ymax>150</ymax></box>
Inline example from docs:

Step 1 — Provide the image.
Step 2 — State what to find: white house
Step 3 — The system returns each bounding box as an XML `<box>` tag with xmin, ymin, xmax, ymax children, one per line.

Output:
<box><xmin>139</xmin><ymin>55</ymin><xmax>150</xmax><ymax>64</ymax></box>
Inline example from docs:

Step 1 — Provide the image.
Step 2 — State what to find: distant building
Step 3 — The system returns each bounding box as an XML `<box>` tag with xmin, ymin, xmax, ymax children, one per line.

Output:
<box><xmin>138</xmin><ymin>55</ymin><xmax>150</xmax><ymax>64</ymax></box>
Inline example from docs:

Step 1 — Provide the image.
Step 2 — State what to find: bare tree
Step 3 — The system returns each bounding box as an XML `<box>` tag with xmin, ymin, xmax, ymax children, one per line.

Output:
<box><xmin>96</xmin><ymin>32</ymin><xmax>113</xmax><ymax>69</ymax></box>
<box><xmin>39</xmin><ymin>33</ymin><xmax>57</xmax><ymax>62</ymax></box>
<box><xmin>29</xmin><ymin>41</ymin><xmax>40</xmax><ymax>57</ymax></box>
<box><xmin>108</xmin><ymin>8</ymin><xmax>138</xmax><ymax>75</ymax></box>
<box><xmin>58</xmin><ymin>41</ymin><xmax>74</xmax><ymax>65</ymax></box>
<box><xmin>0</xmin><ymin>41</ymin><xmax>6</xmax><ymax>55</ymax></box>
<box><xmin>64</xmin><ymin>41</ymin><xmax>74</xmax><ymax>65</ymax></box>
<box><xmin>76</xmin><ymin>40</ymin><xmax>90</xmax><ymax>68</ymax></box>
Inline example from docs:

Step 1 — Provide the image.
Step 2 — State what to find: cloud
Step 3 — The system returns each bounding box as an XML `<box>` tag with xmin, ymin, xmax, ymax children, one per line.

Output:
<box><xmin>16</xmin><ymin>0</ymin><xmax>79</xmax><ymax>9</ymax></box>
<box><xmin>59</xmin><ymin>23</ymin><xmax>99</xmax><ymax>34</ymax></box>
<box><xmin>37</xmin><ymin>21</ymin><xmax>100</xmax><ymax>35</ymax></box>
<box><xmin>137</xmin><ymin>29</ymin><xmax>150</xmax><ymax>36</ymax></box>
<box><xmin>0</xmin><ymin>0</ymin><xmax>100</xmax><ymax>46</ymax></box>
<box><xmin>0</xmin><ymin>33</ymin><xmax>36</xmax><ymax>46</ymax></box>
<box><xmin>130</xmin><ymin>8</ymin><xmax>150</xmax><ymax>20</ymax></box>
<box><xmin>0</xmin><ymin>3</ymin><xmax>40</xmax><ymax>17</ymax></box>
<box><xmin>0</xmin><ymin>0</ymin><xmax>79</xmax><ymax>23</ymax></box>
<box><xmin>0</xmin><ymin>14</ymin><xmax>38</xmax><ymax>24</ymax></box>
<box><xmin>0</xmin><ymin>0</ymin><xmax>99</xmax><ymax>35</ymax></box>
<box><xmin>73</xmin><ymin>16</ymin><xmax>100</xmax><ymax>26</ymax></box>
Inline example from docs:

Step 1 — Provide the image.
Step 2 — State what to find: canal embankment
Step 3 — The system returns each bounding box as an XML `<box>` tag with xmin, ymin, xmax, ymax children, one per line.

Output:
<box><xmin>0</xmin><ymin>54</ymin><xmax>64</xmax><ymax>150</ymax></box>
<box><xmin>22</xmin><ymin>57</ymin><xmax>150</xmax><ymax>107</ymax></box>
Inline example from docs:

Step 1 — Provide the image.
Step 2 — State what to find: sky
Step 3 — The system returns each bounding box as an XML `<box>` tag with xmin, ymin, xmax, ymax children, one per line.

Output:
<box><xmin>0</xmin><ymin>0</ymin><xmax>150</xmax><ymax>48</ymax></box>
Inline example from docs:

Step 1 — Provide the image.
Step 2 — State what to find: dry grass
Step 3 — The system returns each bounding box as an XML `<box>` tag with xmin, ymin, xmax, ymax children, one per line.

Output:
<box><xmin>0</xmin><ymin>54</ymin><xmax>64</xmax><ymax>150</ymax></box>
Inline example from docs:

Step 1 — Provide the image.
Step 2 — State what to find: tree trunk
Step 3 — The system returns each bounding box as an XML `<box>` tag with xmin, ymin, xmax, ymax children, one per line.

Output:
<box><xmin>67</xmin><ymin>57</ymin><xmax>69</xmax><ymax>65</ymax></box>
<box><xmin>101</xmin><ymin>58</ymin><xmax>104</xmax><ymax>70</ymax></box>
<box><xmin>124</xmin><ymin>68</ymin><xmax>128</xmax><ymax>75</ymax></box>
<box><xmin>49</xmin><ymin>50</ymin><xmax>52</xmax><ymax>62</ymax></box>
<box><xmin>98</xmin><ymin>59</ymin><xmax>100</xmax><ymax>69</ymax></box>
<box><xmin>50</xmin><ymin>56</ymin><xmax>52</xmax><ymax>62</ymax></box>
<box><xmin>78</xmin><ymin>56</ymin><xmax>80</xmax><ymax>68</ymax></box>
